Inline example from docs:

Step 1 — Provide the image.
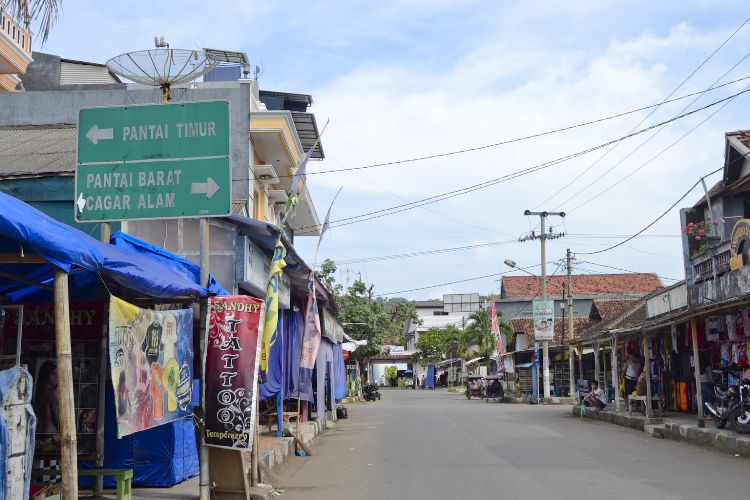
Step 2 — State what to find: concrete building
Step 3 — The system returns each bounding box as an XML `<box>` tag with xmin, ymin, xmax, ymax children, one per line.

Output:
<box><xmin>0</xmin><ymin>51</ymin><xmax>324</xmax><ymax>291</ymax></box>
<box><xmin>0</xmin><ymin>4</ymin><xmax>33</xmax><ymax>92</ymax></box>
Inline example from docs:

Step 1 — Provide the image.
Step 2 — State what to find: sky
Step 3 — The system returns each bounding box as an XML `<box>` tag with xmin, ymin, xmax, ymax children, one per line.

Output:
<box><xmin>37</xmin><ymin>0</ymin><xmax>750</xmax><ymax>299</ymax></box>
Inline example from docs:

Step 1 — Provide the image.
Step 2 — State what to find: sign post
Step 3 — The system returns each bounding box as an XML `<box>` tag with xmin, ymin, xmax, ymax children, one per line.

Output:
<box><xmin>75</xmin><ymin>101</ymin><xmax>231</xmax><ymax>222</ymax></box>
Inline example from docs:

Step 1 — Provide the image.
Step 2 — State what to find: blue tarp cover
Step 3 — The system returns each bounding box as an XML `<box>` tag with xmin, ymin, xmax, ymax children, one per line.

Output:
<box><xmin>333</xmin><ymin>343</ymin><xmax>347</xmax><ymax>401</ymax></box>
<box><xmin>0</xmin><ymin>191</ymin><xmax>208</xmax><ymax>300</ymax></box>
<box><xmin>80</xmin><ymin>388</ymin><xmax>198</xmax><ymax>488</ymax></box>
<box><xmin>110</xmin><ymin>231</ymin><xmax>228</xmax><ymax>296</ymax></box>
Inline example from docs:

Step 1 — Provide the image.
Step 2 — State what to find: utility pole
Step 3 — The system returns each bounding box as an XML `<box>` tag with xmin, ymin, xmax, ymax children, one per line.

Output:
<box><xmin>521</xmin><ymin>210</ymin><xmax>565</xmax><ymax>400</ymax></box>
<box><xmin>567</xmin><ymin>249</ymin><xmax>575</xmax><ymax>399</ymax></box>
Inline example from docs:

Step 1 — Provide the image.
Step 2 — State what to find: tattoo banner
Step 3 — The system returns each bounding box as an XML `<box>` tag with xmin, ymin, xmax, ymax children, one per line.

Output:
<box><xmin>108</xmin><ymin>296</ymin><xmax>194</xmax><ymax>438</ymax></box>
<box><xmin>204</xmin><ymin>295</ymin><xmax>263</xmax><ymax>449</ymax></box>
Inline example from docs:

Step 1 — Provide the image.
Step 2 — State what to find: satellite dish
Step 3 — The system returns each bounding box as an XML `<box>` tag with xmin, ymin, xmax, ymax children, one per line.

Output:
<box><xmin>106</xmin><ymin>40</ymin><xmax>218</xmax><ymax>102</ymax></box>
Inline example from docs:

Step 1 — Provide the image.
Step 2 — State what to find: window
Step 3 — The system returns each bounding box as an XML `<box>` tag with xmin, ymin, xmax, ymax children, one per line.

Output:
<box><xmin>433</xmin><ymin>311</ymin><xmax>449</xmax><ymax>316</ymax></box>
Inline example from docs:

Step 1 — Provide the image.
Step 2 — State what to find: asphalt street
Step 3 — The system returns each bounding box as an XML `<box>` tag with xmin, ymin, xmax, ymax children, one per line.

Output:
<box><xmin>278</xmin><ymin>388</ymin><xmax>750</xmax><ymax>500</ymax></box>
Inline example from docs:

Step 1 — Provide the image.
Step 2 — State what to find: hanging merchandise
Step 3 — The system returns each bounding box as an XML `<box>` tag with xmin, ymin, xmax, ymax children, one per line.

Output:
<box><xmin>706</xmin><ymin>317</ymin><xmax>723</xmax><ymax>341</ymax></box>
<box><xmin>721</xmin><ymin>344</ymin><xmax>731</xmax><ymax>367</ymax></box>
<box><xmin>204</xmin><ymin>296</ymin><xmax>263</xmax><ymax>449</ymax></box>
<box><xmin>727</xmin><ymin>314</ymin><xmax>737</xmax><ymax>340</ymax></box>
<box><xmin>108</xmin><ymin>296</ymin><xmax>194</xmax><ymax>438</ymax></box>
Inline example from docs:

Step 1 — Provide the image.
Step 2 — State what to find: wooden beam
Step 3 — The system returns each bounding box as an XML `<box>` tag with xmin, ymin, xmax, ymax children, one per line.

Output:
<box><xmin>0</xmin><ymin>269</ymin><xmax>53</xmax><ymax>290</ymax></box>
<box><xmin>54</xmin><ymin>269</ymin><xmax>78</xmax><ymax>499</ymax></box>
<box><xmin>0</xmin><ymin>253</ymin><xmax>46</xmax><ymax>264</ymax></box>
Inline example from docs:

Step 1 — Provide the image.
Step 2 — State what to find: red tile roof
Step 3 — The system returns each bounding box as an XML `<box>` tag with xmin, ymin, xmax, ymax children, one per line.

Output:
<box><xmin>501</xmin><ymin>273</ymin><xmax>662</xmax><ymax>298</ymax></box>
<box><xmin>510</xmin><ymin>317</ymin><xmax>595</xmax><ymax>344</ymax></box>
<box><xmin>590</xmin><ymin>299</ymin><xmax>640</xmax><ymax>322</ymax></box>
<box><xmin>579</xmin><ymin>299</ymin><xmax>649</xmax><ymax>339</ymax></box>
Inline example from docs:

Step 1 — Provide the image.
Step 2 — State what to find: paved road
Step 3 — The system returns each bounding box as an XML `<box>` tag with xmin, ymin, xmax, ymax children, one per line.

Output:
<box><xmin>278</xmin><ymin>388</ymin><xmax>750</xmax><ymax>500</ymax></box>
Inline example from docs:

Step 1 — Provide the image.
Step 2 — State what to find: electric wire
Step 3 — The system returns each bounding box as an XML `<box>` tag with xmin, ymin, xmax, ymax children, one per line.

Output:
<box><xmin>575</xmin><ymin>259</ymin><xmax>683</xmax><ymax>282</ymax></box>
<box><xmin>335</xmin><ymin>238</ymin><xmax>518</xmax><ymax>265</ymax></box>
<box><xmin>575</xmin><ymin>165</ymin><xmax>725</xmax><ymax>256</ymax></box>
<box><xmin>295</xmin><ymin>89</ymin><xmax>750</xmax><ymax>233</ymax></box>
<box><xmin>568</xmin><ymin>79</ymin><xmax>750</xmax><ymax>212</ymax></box>
<box><xmin>279</xmin><ymin>74</ymin><xmax>750</xmax><ymax>179</ymax></box>
<box><xmin>534</xmin><ymin>15</ymin><xmax>750</xmax><ymax>210</ymax></box>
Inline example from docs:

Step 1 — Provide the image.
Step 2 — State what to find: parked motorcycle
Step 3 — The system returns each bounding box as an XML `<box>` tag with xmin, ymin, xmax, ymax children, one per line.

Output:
<box><xmin>704</xmin><ymin>378</ymin><xmax>750</xmax><ymax>433</ymax></box>
<box><xmin>364</xmin><ymin>384</ymin><xmax>381</xmax><ymax>402</ymax></box>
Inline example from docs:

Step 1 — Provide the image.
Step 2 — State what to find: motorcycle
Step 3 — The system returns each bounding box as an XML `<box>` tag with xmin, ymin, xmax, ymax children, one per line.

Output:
<box><xmin>363</xmin><ymin>384</ymin><xmax>381</xmax><ymax>402</ymax></box>
<box><xmin>704</xmin><ymin>378</ymin><xmax>750</xmax><ymax>434</ymax></box>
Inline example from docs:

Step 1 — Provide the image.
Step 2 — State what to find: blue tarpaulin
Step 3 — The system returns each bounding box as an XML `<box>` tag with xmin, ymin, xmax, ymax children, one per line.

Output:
<box><xmin>110</xmin><ymin>232</ymin><xmax>228</xmax><ymax>296</ymax></box>
<box><xmin>282</xmin><ymin>309</ymin><xmax>312</xmax><ymax>402</ymax></box>
<box><xmin>80</xmin><ymin>387</ymin><xmax>198</xmax><ymax>488</ymax></box>
<box><xmin>0</xmin><ymin>366</ymin><xmax>35</xmax><ymax>500</ymax></box>
<box><xmin>0</xmin><ymin>191</ymin><xmax>208</xmax><ymax>300</ymax></box>
<box><xmin>333</xmin><ymin>343</ymin><xmax>347</xmax><ymax>401</ymax></box>
<box><xmin>425</xmin><ymin>365</ymin><xmax>436</xmax><ymax>389</ymax></box>
<box><xmin>259</xmin><ymin>311</ymin><xmax>284</xmax><ymax>400</ymax></box>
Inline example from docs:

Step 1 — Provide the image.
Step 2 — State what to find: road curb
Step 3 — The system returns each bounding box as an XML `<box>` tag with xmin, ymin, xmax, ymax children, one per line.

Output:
<box><xmin>572</xmin><ymin>404</ymin><xmax>750</xmax><ymax>457</ymax></box>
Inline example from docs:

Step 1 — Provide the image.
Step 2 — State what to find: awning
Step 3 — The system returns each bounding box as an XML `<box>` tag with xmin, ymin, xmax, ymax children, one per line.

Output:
<box><xmin>0</xmin><ymin>191</ymin><xmax>209</xmax><ymax>300</ymax></box>
<box><xmin>465</xmin><ymin>357</ymin><xmax>484</xmax><ymax>366</ymax></box>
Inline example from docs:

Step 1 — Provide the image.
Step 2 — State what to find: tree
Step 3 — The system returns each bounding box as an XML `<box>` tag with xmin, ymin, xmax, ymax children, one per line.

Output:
<box><xmin>462</xmin><ymin>309</ymin><xmax>515</xmax><ymax>374</ymax></box>
<box><xmin>414</xmin><ymin>325</ymin><xmax>462</xmax><ymax>364</ymax></box>
<box><xmin>315</xmin><ymin>258</ymin><xmax>341</xmax><ymax>295</ymax></box>
<box><xmin>379</xmin><ymin>298</ymin><xmax>421</xmax><ymax>346</ymax></box>
<box><xmin>384</xmin><ymin>365</ymin><xmax>398</xmax><ymax>386</ymax></box>
<box><xmin>8</xmin><ymin>0</ymin><xmax>61</xmax><ymax>44</ymax></box>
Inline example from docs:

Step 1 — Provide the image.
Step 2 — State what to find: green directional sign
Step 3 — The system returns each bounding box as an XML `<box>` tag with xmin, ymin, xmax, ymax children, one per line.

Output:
<box><xmin>75</xmin><ymin>100</ymin><xmax>231</xmax><ymax>222</ymax></box>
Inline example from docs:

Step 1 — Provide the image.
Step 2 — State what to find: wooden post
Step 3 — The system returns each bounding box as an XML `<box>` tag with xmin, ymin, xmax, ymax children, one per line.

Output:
<box><xmin>54</xmin><ymin>268</ymin><xmax>78</xmax><ymax>499</ymax></box>
<box><xmin>643</xmin><ymin>332</ymin><xmax>653</xmax><ymax>418</ymax></box>
<box><xmin>94</xmin><ymin>222</ymin><xmax>110</xmax><ymax>496</ymax></box>
<box><xmin>199</xmin><ymin>218</ymin><xmax>210</xmax><ymax>500</ymax></box>
<box><xmin>612</xmin><ymin>335</ymin><xmax>621</xmax><ymax>411</ymax></box>
<box><xmin>690</xmin><ymin>318</ymin><xmax>705</xmax><ymax>428</ymax></box>
<box><xmin>593</xmin><ymin>342</ymin><xmax>600</xmax><ymax>385</ymax></box>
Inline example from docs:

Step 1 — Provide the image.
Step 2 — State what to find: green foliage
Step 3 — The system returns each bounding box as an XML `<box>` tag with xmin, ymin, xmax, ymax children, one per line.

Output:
<box><xmin>414</xmin><ymin>325</ymin><xmax>462</xmax><ymax>363</ymax></box>
<box><xmin>315</xmin><ymin>258</ymin><xmax>343</xmax><ymax>295</ymax></box>
<box><xmin>327</xmin><ymin>272</ymin><xmax>419</xmax><ymax>364</ymax></box>
<box><xmin>384</xmin><ymin>365</ymin><xmax>398</xmax><ymax>382</ymax></box>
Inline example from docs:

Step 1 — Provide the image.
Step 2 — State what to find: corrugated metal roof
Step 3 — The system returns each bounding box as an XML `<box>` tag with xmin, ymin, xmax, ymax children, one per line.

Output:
<box><xmin>60</xmin><ymin>61</ymin><xmax>120</xmax><ymax>85</ymax></box>
<box><xmin>0</xmin><ymin>125</ymin><xmax>76</xmax><ymax>177</ymax></box>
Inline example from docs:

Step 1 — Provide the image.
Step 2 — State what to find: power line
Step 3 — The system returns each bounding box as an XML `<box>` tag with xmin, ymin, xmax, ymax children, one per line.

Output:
<box><xmin>575</xmin><ymin>166</ymin><xmax>725</xmax><ymax>256</ymax></box>
<box><xmin>568</xmin><ymin>79</ymin><xmax>750</xmax><ymax>212</ymax></box>
<box><xmin>299</xmin><ymin>89</ymin><xmax>750</xmax><ymax>233</ymax></box>
<box><xmin>378</xmin><ymin>263</ymin><xmax>545</xmax><ymax>297</ymax></box>
<box><xmin>534</xmin><ymin>15</ymin><xmax>750</xmax><ymax>209</ymax></box>
<box><xmin>335</xmin><ymin>238</ymin><xmax>518</xmax><ymax>265</ymax></box>
<box><xmin>280</xmin><ymin>75</ymin><xmax>750</xmax><ymax>179</ymax></box>
<box><xmin>575</xmin><ymin>259</ymin><xmax>683</xmax><ymax>282</ymax></box>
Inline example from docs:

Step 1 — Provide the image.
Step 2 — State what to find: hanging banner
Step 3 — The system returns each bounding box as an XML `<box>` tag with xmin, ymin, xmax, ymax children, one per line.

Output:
<box><xmin>533</xmin><ymin>299</ymin><xmax>554</xmax><ymax>342</ymax></box>
<box><xmin>204</xmin><ymin>295</ymin><xmax>263</xmax><ymax>449</ymax></box>
<box><xmin>108</xmin><ymin>296</ymin><xmax>194</xmax><ymax>438</ymax></box>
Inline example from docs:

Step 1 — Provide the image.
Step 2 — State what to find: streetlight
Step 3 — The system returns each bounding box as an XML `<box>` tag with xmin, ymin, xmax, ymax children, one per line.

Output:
<box><xmin>503</xmin><ymin>259</ymin><xmax>566</xmax><ymax>402</ymax></box>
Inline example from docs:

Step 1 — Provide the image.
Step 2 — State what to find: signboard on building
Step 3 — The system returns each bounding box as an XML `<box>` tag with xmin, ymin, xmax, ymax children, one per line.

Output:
<box><xmin>204</xmin><ymin>296</ymin><xmax>263</xmax><ymax>449</ymax></box>
<box><xmin>532</xmin><ymin>299</ymin><xmax>554</xmax><ymax>341</ymax></box>
<box><xmin>245</xmin><ymin>240</ymin><xmax>291</xmax><ymax>308</ymax></box>
<box><xmin>75</xmin><ymin>101</ymin><xmax>231</xmax><ymax>222</ymax></box>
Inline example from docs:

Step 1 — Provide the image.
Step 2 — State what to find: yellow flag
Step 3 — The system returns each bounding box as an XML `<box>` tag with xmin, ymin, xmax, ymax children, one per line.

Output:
<box><xmin>259</xmin><ymin>235</ymin><xmax>287</xmax><ymax>375</ymax></box>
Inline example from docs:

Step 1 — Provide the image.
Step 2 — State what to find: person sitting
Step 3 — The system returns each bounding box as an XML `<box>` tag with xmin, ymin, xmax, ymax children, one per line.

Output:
<box><xmin>583</xmin><ymin>380</ymin><xmax>607</xmax><ymax>412</ymax></box>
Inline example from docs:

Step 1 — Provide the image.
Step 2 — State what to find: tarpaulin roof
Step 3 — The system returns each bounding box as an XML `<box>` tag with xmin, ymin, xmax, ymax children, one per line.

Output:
<box><xmin>0</xmin><ymin>191</ymin><xmax>209</xmax><ymax>300</ymax></box>
<box><xmin>111</xmin><ymin>231</ymin><xmax>228</xmax><ymax>296</ymax></box>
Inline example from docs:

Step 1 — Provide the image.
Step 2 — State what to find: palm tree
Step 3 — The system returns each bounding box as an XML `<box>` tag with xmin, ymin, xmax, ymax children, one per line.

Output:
<box><xmin>462</xmin><ymin>309</ymin><xmax>495</xmax><ymax>374</ymax></box>
<box><xmin>463</xmin><ymin>309</ymin><xmax>515</xmax><ymax>374</ymax></box>
<box><xmin>7</xmin><ymin>0</ymin><xmax>61</xmax><ymax>44</ymax></box>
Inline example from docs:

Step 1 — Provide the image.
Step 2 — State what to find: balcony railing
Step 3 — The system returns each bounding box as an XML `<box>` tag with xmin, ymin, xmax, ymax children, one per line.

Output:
<box><xmin>692</xmin><ymin>249</ymin><xmax>731</xmax><ymax>284</ymax></box>
<box><xmin>0</xmin><ymin>7</ymin><xmax>32</xmax><ymax>58</ymax></box>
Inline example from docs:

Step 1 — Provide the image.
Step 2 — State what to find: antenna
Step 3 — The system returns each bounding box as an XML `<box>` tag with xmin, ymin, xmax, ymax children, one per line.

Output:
<box><xmin>106</xmin><ymin>41</ymin><xmax>219</xmax><ymax>102</ymax></box>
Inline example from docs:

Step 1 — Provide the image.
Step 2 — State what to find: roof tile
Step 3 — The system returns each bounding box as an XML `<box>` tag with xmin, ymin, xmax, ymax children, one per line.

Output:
<box><xmin>501</xmin><ymin>273</ymin><xmax>661</xmax><ymax>298</ymax></box>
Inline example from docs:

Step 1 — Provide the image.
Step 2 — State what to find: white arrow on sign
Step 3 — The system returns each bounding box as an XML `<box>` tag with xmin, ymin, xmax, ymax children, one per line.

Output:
<box><xmin>191</xmin><ymin>178</ymin><xmax>220</xmax><ymax>199</ymax></box>
<box><xmin>86</xmin><ymin>124</ymin><xmax>114</xmax><ymax>145</ymax></box>
<box><xmin>76</xmin><ymin>192</ymin><xmax>86</xmax><ymax>213</ymax></box>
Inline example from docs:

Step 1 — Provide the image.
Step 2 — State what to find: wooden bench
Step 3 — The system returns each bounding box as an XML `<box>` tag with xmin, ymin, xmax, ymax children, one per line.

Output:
<box><xmin>627</xmin><ymin>396</ymin><xmax>663</xmax><ymax>417</ymax></box>
<box><xmin>79</xmin><ymin>469</ymin><xmax>133</xmax><ymax>500</ymax></box>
